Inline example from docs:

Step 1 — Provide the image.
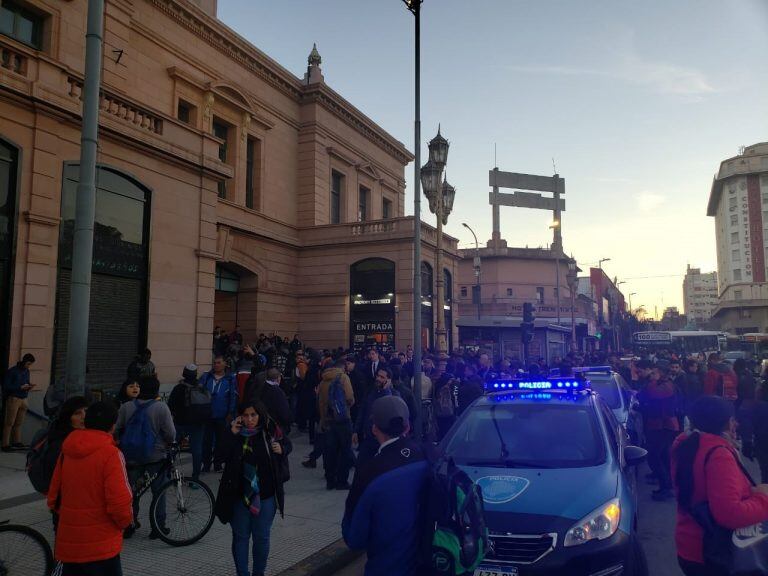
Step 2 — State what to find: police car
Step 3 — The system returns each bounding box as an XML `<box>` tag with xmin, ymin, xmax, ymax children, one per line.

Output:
<box><xmin>439</xmin><ymin>377</ymin><xmax>648</xmax><ymax>576</ymax></box>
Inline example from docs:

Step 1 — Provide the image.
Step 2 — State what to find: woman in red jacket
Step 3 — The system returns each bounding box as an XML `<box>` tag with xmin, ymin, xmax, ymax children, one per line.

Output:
<box><xmin>672</xmin><ymin>395</ymin><xmax>768</xmax><ymax>576</ymax></box>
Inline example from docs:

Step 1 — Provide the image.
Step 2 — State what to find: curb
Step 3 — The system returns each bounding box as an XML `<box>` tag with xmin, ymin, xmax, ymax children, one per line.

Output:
<box><xmin>276</xmin><ymin>538</ymin><xmax>362</xmax><ymax>576</ymax></box>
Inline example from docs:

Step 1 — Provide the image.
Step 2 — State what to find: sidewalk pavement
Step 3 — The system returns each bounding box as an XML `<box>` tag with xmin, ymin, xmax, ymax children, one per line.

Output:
<box><xmin>0</xmin><ymin>433</ymin><xmax>353</xmax><ymax>576</ymax></box>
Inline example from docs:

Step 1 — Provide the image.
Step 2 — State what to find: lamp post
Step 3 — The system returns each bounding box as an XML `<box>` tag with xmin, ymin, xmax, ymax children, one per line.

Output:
<box><xmin>550</xmin><ymin>220</ymin><xmax>562</xmax><ymax>325</ymax></box>
<box><xmin>402</xmin><ymin>0</ymin><xmax>423</xmax><ymax>439</ymax></box>
<box><xmin>566</xmin><ymin>259</ymin><xmax>578</xmax><ymax>350</ymax></box>
<box><xmin>598</xmin><ymin>257</ymin><xmax>611</xmax><ymax>270</ymax></box>
<box><xmin>629</xmin><ymin>292</ymin><xmax>637</xmax><ymax>315</ymax></box>
<box><xmin>463</xmin><ymin>223</ymin><xmax>481</xmax><ymax>321</ymax></box>
<box><xmin>421</xmin><ymin>127</ymin><xmax>453</xmax><ymax>363</ymax></box>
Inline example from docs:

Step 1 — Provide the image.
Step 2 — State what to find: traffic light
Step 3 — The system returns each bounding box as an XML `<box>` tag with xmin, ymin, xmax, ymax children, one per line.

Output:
<box><xmin>523</xmin><ymin>302</ymin><xmax>536</xmax><ymax>323</ymax></box>
<box><xmin>521</xmin><ymin>323</ymin><xmax>534</xmax><ymax>343</ymax></box>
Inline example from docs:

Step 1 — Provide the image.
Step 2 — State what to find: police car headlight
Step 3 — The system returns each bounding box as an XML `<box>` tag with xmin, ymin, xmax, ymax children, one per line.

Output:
<box><xmin>564</xmin><ymin>498</ymin><xmax>621</xmax><ymax>547</ymax></box>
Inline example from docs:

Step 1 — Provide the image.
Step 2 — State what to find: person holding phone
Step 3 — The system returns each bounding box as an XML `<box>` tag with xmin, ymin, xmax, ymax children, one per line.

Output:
<box><xmin>215</xmin><ymin>401</ymin><xmax>291</xmax><ymax>576</ymax></box>
<box><xmin>2</xmin><ymin>353</ymin><xmax>36</xmax><ymax>451</ymax></box>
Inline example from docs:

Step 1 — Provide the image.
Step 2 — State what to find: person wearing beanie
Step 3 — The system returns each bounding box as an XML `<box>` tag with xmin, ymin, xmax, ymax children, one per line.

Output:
<box><xmin>115</xmin><ymin>375</ymin><xmax>176</xmax><ymax>539</ymax></box>
<box><xmin>343</xmin><ymin>395</ymin><xmax>429</xmax><ymax>576</ymax></box>
<box><xmin>168</xmin><ymin>364</ymin><xmax>210</xmax><ymax>481</ymax></box>
<box><xmin>672</xmin><ymin>396</ymin><xmax>768</xmax><ymax>575</ymax></box>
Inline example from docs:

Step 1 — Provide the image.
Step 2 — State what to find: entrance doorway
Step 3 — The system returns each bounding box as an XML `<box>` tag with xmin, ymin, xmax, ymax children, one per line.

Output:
<box><xmin>214</xmin><ymin>263</ymin><xmax>259</xmax><ymax>346</ymax></box>
<box><xmin>0</xmin><ymin>140</ymin><xmax>18</xmax><ymax>371</ymax></box>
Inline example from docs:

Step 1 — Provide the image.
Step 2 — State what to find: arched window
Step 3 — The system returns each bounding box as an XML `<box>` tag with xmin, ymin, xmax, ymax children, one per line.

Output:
<box><xmin>444</xmin><ymin>269</ymin><xmax>453</xmax><ymax>302</ymax></box>
<box><xmin>421</xmin><ymin>261</ymin><xmax>433</xmax><ymax>298</ymax></box>
<box><xmin>53</xmin><ymin>164</ymin><xmax>151</xmax><ymax>390</ymax></box>
<box><xmin>350</xmin><ymin>258</ymin><xmax>396</xmax><ymax>352</ymax></box>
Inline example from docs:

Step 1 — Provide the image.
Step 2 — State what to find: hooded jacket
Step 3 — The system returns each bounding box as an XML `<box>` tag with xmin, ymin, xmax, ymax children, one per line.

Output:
<box><xmin>703</xmin><ymin>363</ymin><xmax>738</xmax><ymax>400</ymax></box>
<box><xmin>672</xmin><ymin>431</ymin><xmax>768</xmax><ymax>564</ymax></box>
<box><xmin>47</xmin><ymin>429</ymin><xmax>133</xmax><ymax>563</ymax></box>
<box><xmin>317</xmin><ymin>367</ymin><xmax>354</xmax><ymax>429</ymax></box>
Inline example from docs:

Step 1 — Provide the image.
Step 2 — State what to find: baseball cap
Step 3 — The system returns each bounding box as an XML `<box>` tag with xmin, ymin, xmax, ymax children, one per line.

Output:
<box><xmin>372</xmin><ymin>395</ymin><xmax>410</xmax><ymax>435</ymax></box>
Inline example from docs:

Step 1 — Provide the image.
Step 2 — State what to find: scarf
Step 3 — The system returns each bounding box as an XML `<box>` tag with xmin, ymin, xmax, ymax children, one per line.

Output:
<box><xmin>240</xmin><ymin>426</ymin><xmax>263</xmax><ymax>515</ymax></box>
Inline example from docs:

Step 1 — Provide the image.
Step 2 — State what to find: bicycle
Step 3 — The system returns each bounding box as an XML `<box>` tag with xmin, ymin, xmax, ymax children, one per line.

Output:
<box><xmin>0</xmin><ymin>520</ymin><xmax>53</xmax><ymax>576</ymax></box>
<box><xmin>130</xmin><ymin>442</ymin><xmax>215</xmax><ymax>546</ymax></box>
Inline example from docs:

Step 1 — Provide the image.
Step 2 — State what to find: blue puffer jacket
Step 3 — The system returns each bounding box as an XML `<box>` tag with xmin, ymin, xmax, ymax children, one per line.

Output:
<box><xmin>342</xmin><ymin>437</ymin><xmax>430</xmax><ymax>576</ymax></box>
<box><xmin>199</xmin><ymin>371</ymin><xmax>238</xmax><ymax>420</ymax></box>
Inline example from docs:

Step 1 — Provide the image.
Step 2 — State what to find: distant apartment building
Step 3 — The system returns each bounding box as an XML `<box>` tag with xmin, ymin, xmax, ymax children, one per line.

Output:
<box><xmin>707</xmin><ymin>143</ymin><xmax>768</xmax><ymax>333</ymax></box>
<box><xmin>682</xmin><ymin>266</ymin><xmax>718</xmax><ymax>326</ymax></box>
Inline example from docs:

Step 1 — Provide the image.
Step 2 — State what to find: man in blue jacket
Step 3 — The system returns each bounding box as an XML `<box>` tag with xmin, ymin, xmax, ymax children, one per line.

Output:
<box><xmin>200</xmin><ymin>355</ymin><xmax>238</xmax><ymax>473</ymax></box>
<box><xmin>343</xmin><ymin>396</ymin><xmax>430</xmax><ymax>576</ymax></box>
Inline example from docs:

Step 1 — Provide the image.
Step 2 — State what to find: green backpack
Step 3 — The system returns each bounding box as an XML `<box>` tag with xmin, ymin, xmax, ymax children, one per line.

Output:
<box><xmin>427</xmin><ymin>459</ymin><xmax>489</xmax><ymax>575</ymax></box>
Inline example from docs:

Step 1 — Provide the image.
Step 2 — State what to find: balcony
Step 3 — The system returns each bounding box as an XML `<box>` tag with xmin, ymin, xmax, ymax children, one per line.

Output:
<box><xmin>299</xmin><ymin>216</ymin><xmax>458</xmax><ymax>251</ymax></box>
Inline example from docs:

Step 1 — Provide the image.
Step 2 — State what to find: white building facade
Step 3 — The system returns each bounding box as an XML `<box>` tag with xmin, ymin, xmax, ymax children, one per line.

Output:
<box><xmin>707</xmin><ymin>143</ymin><xmax>768</xmax><ymax>332</ymax></box>
<box><xmin>682</xmin><ymin>266</ymin><xmax>718</xmax><ymax>326</ymax></box>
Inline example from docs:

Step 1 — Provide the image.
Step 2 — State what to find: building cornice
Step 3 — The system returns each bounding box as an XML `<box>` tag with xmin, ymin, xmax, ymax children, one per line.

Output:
<box><xmin>145</xmin><ymin>0</ymin><xmax>304</xmax><ymax>100</ymax></box>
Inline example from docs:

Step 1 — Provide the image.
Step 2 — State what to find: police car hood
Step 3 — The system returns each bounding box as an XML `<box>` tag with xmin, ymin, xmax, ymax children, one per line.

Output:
<box><xmin>461</xmin><ymin>463</ymin><xmax>618</xmax><ymax>526</ymax></box>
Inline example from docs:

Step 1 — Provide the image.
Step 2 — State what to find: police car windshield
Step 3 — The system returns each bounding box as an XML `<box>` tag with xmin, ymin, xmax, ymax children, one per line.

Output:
<box><xmin>585</xmin><ymin>375</ymin><xmax>622</xmax><ymax>409</ymax></box>
<box><xmin>444</xmin><ymin>403</ymin><xmax>605</xmax><ymax>469</ymax></box>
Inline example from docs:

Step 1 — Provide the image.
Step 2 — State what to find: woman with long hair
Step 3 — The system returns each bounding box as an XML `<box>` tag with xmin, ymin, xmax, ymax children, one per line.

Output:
<box><xmin>672</xmin><ymin>395</ymin><xmax>768</xmax><ymax>575</ymax></box>
<box><xmin>215</xmin><ymin>400</ymin><xmax>291</xmax><ymax>576</ymax></box>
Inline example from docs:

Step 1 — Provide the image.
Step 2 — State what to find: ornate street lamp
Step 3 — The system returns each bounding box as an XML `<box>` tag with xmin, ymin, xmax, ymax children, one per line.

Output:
<box><xmin>421</xmin><ymin>127</ymin><xmax>454</xmax><ymax>363</ymax></box>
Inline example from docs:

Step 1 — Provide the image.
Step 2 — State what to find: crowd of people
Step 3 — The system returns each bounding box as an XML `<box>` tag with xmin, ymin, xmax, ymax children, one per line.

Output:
<box><xmin>9</xmin><ymin>329</ymin><xmax>768</xmax><ymax>575</ymax></box>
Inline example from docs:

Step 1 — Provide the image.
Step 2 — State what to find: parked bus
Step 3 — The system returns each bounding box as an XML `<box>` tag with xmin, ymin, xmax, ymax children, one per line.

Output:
<box><xmin>632</xmin><ymin>330</ymin><xmax>723</xmax><ymax>355</ymax></box>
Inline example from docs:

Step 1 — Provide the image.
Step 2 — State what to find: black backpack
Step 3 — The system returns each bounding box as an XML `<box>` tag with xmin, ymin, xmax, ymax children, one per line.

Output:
<box><xmin>184</xmin><ymin>383</ymin><xmax>212</xmax><ymax>422</ymax></box>
<box><xmin>424</xmin><ymin>456</ymin><xmax>489</xmax><ymax>575</ymax></box>
<box><xmin>26</xmin><ymin>425</ymin><xmax>61</xmax><ymax>494</ymax></box>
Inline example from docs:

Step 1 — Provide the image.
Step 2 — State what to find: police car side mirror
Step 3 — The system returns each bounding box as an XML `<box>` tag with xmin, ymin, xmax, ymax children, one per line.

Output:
<box><xmin>624</xmin><ymin>445</ymin><xmax>647</xmax><ymax>467</ymax></box>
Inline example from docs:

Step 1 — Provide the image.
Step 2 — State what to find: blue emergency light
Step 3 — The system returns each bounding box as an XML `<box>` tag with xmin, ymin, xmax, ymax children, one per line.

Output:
<box><xmin>486</xmin><ymin>377</ymin><xmax>590</xmax><ymax>393</ymax></box>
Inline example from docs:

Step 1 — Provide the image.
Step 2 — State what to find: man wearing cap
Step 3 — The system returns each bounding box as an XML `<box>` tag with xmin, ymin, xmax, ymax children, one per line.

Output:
<box><xmin>343</xmin><ymin>395</ymin><xmax>429</xmax><ymax>576</ymax></box>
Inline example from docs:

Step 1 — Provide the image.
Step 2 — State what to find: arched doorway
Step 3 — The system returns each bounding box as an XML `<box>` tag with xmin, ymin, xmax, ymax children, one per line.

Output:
<box><xmin>444</xmin><ymin>268</ymin><xmax>453</xmax><ymax>352</ymax></box>
<box><xmin>53</xmin><ymin>164</ymin><xmax>151</xmax><ymax>390</ymax></box>
<box><xmin>421</xmin><ymin>261</ymin><xmax>434</xmax><ymax>350</ymax></box>
<box><xmin>214</xmin><ymin>262</ymin><xmax>259</xmax><ymax>346</ymax></box>
<box><xmin>0</xmin><ymin>139</ymin><xmax>19</xmax><ymax>370</ymax></box>
<box><xmin>350</xmin><ymin>258</ymin><xmax>396</xmax><ymax>352</ymax></box>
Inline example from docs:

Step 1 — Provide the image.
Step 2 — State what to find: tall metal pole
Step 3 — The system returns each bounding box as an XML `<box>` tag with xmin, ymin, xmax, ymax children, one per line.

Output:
<box><xmin>555</xmin><ymin>252</ymin><xmax>561</xmax><ymax>325</ymax></box>
<box><xmin>435</xmin><ymin>190</ymin><xmax>447</xmax><ymax>360</ymax></box>
<box><xmin>405</xmin><ymin>0</ymin><xmax>423</xmax><ymax>441</ymax></box>
<box><xmin>66</xmin><ymin>0</ymin><xmax>104</xmax><ymax>397</ymax></box>
<box><xmin>463</xmin><ymin>223</ymin><xmax>481</xmax><ymax>321</ymax></box>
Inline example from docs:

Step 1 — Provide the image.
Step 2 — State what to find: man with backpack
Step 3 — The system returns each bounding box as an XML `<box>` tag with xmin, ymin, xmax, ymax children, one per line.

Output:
<box><xmin>703</xmin><ymin>352</ymin><xmax>738</xmax><ymax>402</ymax></box>
<box><xmin>167</xmin><ymin>364</ymin><xmax>210</xmax><ymax>481</ymax></box>
<box><xmin>116</xmin><ymin>376</ymin><xmax>176</xmax><ymax>539</ymax></box>
<box><xmin>318</xmin><ymin>358</ymin><xmax>355</xmax><ymax>490</ymax></box>
<box><xmin>343</xmin><ymin>395</ymin><xmax>429</xmax><ymax>576</ymax></box>
<box><xmin>200</xmin><ymin>355</ymin><xmax>238</xmax><ymax>473</ymax></box>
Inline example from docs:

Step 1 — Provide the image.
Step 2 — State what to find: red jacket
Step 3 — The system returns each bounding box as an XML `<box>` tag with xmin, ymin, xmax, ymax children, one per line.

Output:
<box><xmin>672</xmin><ymin>432</ymin><xmax>768</xmax><ymax>564</ymax></box>
<box><xmin>47</xmin><ymin>429</ymin><xmax>133</xmax><ymax>563</ymax></box>
<box><xmin>703</xmin><ymin>366</ymin><xmax>738</xmax><ymax>400</ymax></box>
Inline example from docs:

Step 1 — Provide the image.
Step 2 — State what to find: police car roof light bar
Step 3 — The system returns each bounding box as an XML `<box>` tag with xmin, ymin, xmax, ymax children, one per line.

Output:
<box><xmin>486</xmin><ymin>377</ymin><xmax>590</xmax><ymax>393</ymax></box>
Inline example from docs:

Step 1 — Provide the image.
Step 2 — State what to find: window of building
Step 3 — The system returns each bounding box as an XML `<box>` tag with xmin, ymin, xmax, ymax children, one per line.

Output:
<box><xmin>212</xmin><ymin>118</ymin><xmax>230</xmax><ymax>199</ymax></box>
<box><xmin>358</xmin><ymin>185</ymin><xmax>369</xmax><ymax>222</ymax></box>
<box><xmin>731</xmin><ymin>214</ymin><xmax>738</xmax><ymax>225</ymax></box>
<box><xmin>506</xmin><ymin>288</ymin><xmax>514</xmax><ymax>297</ymax></box>
<box><xmin>382</xmin><ymin>197</ymin><xmax>392</xmax><ymax>220</ymax></box>
<box><xmin>732</xmin><ymin>249</ymin><xmax>741</xmax><ymax>262</ymax></box>
<box><xmin>734</xmin><ymin>269</ymin><xmax>742</xmax><ymax>281</ymax></box>
<box><xmin>731</xmin><ymin>231</ymin><xmax>739</xmax><ymax>244</ymax></box>
<box><xmin>536</xmin><ymin>287</ymin><xmax>544</xmax><ymax>303</ymax></box>
<box><xmin>177</xmin><ymin>100</ymin><xmax>195</xmax><ymax>125</ymax></box>
<box><xmin>461</xmin><ymin>286</ymin><xmax>468</xmax><ymax>298</ymax></box>
<box><xmin>734</xmin><ymin>290</ymin><xmax>743</xmax><ymax>301</ymax></box>
<box><xmin>215</xmin><ymin>264</ymin><xmax>240</xmax><ymax>293</ymax></box>
<box><xmin>0</xmin><ymin>1</ymin><xmax>43</xmax><ymax>49</ymax></box>
<box><xmin>245</xmin><ymin>137</ymin><xmax>261</xmax><ymax>210</ymax></box>
<box><xmin>729</xmin><ymin>196</ymin><xmax>737</xmax><ymax>209</ymax></box>
<box><xmin>331</xmin><ymin>171</ymin><xmax>343</xmax><ymax>224</ymax></box>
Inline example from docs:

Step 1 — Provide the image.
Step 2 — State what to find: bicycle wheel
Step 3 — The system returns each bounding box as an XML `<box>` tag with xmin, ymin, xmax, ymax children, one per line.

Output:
<box><xmin>149</xmin><ymin>477</ymin><xmax>215</xmax><ymax>546</ymax></box>
<box><xmin>0</xmin><ymin>524</ymin><xmax>54</xmax><ymax>576</ymax></box>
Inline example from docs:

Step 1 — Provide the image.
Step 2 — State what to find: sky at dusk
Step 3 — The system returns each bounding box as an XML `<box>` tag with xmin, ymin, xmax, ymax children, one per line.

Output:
<box><xmin>218</xmin><ymin>0</ymin><xmax>768</xmax><ymax>318</ymax></box>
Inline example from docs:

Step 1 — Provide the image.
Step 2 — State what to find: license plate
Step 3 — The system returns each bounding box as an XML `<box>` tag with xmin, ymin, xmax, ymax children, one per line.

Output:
<box><xmin>474</xmin><ymin>568</ymin><xmax>518</xmax><ymax>576</ymax></box>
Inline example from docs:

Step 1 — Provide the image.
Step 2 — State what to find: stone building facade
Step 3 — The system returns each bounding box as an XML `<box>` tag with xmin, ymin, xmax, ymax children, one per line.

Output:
<box><xmin>0</xmin><ymin>0</ymin><xmax>458</xmax><ymax>408</ymax></box>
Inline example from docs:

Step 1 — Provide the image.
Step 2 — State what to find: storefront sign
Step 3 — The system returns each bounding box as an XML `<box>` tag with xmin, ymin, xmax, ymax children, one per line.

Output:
<box><xmin>353</xmin><ymin>298</ymin><xmax>391</xmax><ymax>305</ymax></box>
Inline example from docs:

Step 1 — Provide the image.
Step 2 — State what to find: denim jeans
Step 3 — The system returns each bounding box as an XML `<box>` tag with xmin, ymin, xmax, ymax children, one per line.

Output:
<box><xmin>127</xmin><ymin>461</ymin><xmax>167</xmax><ymax>529</ymax></box>
<box><xmin>230</xmin><ymin>496</ymin><xmax>277</xmax><ymax>576</ymax></box>
<box><xmin>176</xmin><ymin>424</ymin><xmax>204</xmax><ymax>479</ymax></box>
